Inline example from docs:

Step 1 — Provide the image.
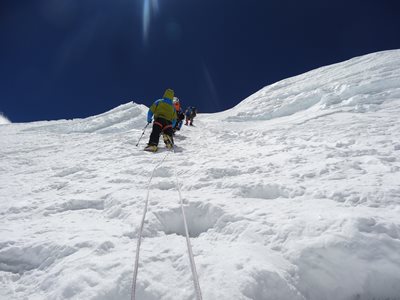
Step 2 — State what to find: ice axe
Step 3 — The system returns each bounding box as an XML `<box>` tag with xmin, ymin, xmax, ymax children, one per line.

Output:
<box><xmin>136</xmin><ymin>122</ymin><xmax>150</xmax><ymax>147</ymax></box>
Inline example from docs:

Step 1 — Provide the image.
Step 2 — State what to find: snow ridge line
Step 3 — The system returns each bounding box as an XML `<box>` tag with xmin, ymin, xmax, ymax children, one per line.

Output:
<box><xmin>131</xmin><ymin>150</ymin><xmax>170</xmax><ymax>300</ymax></box>
<box><xmin>172</xmin><ymin>146</ymin><xmax>203</xmax><ymax>300</ymax></box>
<box><xmin>131</xmin><ymin>146</ymin><xmax>203</xmax><ymax>300</ymax></box>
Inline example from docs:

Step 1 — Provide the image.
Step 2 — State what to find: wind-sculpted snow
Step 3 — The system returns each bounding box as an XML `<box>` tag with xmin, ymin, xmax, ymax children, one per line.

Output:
<box><xmin>24</xmin><ymin>102</ymin><xmax>147</xmax><ymax>134</ymax></box>
<box><xmin>220</xmin><ymin>50</ymin><xmax>400</xmax><ymax>122</ymax></box>
<box><xmin>1</xmin><ymin>50</ymin><xmax>400</xmax><ymax>300</ymax></box>
<box><xmin>0</xmin><ymin>113</ymin><xmax>11</xmax><ymax>125</ymax></box>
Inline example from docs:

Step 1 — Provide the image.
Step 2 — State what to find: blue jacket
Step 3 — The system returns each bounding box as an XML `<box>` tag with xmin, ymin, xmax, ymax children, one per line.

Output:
<box><xmin>185</xmin><ymin>106</ymin><xmax>197</xmax><ymax>118</ymax></box>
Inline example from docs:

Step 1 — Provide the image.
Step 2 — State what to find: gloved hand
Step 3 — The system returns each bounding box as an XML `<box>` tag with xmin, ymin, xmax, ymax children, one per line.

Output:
<box><xmin>147</xmin><ymin>119</ymin><xmax>152</xmax><ymax>124</ymax></box>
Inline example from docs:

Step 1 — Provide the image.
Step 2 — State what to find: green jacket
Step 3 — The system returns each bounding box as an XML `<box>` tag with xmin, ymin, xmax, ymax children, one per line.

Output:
<box><xmin>147</xmin><ymin>98</ymin><xmax>177</xmax><ymax>125</ymax></box>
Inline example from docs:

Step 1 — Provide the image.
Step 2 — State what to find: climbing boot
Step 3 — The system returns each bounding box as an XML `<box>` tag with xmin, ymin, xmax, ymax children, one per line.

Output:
<box><xmin>163</xmin><ymin>135</ymin><xmax>174</xmax><ymax>149</ymax></box>
<box><xmin>144</xmin><ymin>144</ymin><xmax>158</xmax><ymax>152</ymax></box>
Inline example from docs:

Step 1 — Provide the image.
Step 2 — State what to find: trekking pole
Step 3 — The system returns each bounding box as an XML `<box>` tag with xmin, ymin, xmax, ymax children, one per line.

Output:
<box><xmin>136</xmin><ymin>123</ymin><xmax>150</xmax><ymax>147</ymax></box>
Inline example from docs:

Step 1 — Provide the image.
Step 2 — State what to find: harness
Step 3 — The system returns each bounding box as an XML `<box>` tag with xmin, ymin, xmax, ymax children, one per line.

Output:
<box><xmin>154</xmin><ymin>121</ymin><xmax>172</xmax><ymax>131</ymax></box>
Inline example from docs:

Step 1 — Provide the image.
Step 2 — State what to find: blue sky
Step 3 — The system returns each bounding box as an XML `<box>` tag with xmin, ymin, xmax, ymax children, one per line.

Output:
<box><xmin>1</xmin><ymin>0</ymin><xmax>400</xmax><ymax>122</ymax></box>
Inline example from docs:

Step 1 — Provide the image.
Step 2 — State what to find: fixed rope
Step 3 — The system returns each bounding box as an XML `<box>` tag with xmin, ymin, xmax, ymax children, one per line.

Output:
<box><xmin>131</xmin><ymin>145</ymin><xmax>203</xmax><ymax>300</ymax></box>
<box><xmin>131</xmin><ymin>151</ymin><xmax>170</xmax><ymax>300</ymax></box>
<box><xmin>173</xmin><ymin>157</ymin><xmax>203</xmax><ymax>300</ymax></box>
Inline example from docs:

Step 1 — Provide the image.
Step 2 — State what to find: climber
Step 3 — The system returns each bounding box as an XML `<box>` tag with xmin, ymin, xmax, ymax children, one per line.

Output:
<box><xmin>173</xmin><ymin>97</ymin><xmax>185</xmax><ymax>132</ymax></box>
<box><xmin>144</xmin><ymin>89</ymin><xmax>177</xmax><ymax>152</ymax></box>
<box><xmin>185</xmin><ymin>106</ymin><xmax>197</xmax><ymax>126</ymax></box>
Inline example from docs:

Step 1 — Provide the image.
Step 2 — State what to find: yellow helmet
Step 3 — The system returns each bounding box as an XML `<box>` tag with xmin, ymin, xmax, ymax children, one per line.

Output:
<box><xmin>163</xmin><ymin>88</ymin><xmax>174</xmax><ymax>100</ymax></box>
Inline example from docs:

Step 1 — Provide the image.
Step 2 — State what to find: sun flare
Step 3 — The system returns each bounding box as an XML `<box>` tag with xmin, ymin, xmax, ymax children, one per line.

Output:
<box><xmin>142</xmin><ymin>0</ymin><xmax>159</xmax><ymax>43</ymax></box>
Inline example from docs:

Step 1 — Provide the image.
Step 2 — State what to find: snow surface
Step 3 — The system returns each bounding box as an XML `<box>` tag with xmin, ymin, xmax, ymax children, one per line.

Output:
<box><xmin>0</xmin><ymin>113</ymin><xmax>11</xmax><ymax>125</ymax></box>
<box><xmin>1</xmin><ymin>50</ymin><xmax>400</xmax><ymax>300</ymax></box>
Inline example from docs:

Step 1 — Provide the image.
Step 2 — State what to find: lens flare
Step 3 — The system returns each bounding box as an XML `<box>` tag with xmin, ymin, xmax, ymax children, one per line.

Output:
<box><xmin>151</xmin><ymin>0</ymin><xmax>159</xmax><ymax>13</ymax></box>
<box><xmin>142</xmin><ymin>0</ymin><xmax>159</xmax><ymax>43</ymax></box>
<box><xmin>202</xmin><ymin>62</ymin><xmax>221</xmax><ymax>111</ymax></box>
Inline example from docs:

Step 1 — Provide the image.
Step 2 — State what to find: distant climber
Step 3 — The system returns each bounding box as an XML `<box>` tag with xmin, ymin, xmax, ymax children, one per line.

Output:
<box><xmin>144</xmin><ymin>89</ymin><xmax>177</xmax><ymax>152</ymax></box>
<box><xmin>185</xmin><ymin>106</ymin><xmax>197</xmax><ymax>126</ymax></box>
<box><xmin>173</xmin><ymin>97</ymin><xmax>185</xmax><ymax>133</ymax></box>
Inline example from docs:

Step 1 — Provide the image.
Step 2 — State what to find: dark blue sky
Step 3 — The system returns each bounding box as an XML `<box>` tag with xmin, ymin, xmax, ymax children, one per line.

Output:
<box><xmin>1</xmin><ymin>0</ymin><xmax>400</xmax><ymax>122</ymax></box>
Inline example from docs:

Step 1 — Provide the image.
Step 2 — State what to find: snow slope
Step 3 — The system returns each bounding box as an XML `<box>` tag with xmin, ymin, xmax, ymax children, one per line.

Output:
<box><xmin>1</xmin><ymin>50</ymin><xmax>400</xmax><ymax>300</ymax></box>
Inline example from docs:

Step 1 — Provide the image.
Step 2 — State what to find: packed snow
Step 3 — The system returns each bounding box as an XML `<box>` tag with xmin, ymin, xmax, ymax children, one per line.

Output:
<box><xmin>1</xmin><ymin>50</ymin><xmax>400</xmax><ymax>300</ymax></box>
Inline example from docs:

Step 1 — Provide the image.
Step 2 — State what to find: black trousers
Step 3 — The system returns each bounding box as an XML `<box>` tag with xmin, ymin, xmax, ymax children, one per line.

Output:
<box><xmin>148</xmin><ymin>117</ymin><xmax>174</xmax><ymax>146</ymax></box>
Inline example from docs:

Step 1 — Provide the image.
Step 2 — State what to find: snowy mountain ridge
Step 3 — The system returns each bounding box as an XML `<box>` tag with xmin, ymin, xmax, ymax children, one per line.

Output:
<box><xmin>217</xmin><ymin>49</ymin><xmax>400</xmax><ymax>122</ymax></box>
<box><xmin>1</xmin><ymin>50</ymin><xmax>400</xmax><ymax>300</ymax></box>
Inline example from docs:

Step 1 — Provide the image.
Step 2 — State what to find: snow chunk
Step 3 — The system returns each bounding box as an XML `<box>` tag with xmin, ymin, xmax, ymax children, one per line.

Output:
<box><xmin>44</xmin><ymin>199</ymin><xmax>104</xmax><ymax>214</ymax></box>
<box><xmin>237</xmin><ymin>182</ymin><xmax>305</xmax><ymax>199</ymax></box>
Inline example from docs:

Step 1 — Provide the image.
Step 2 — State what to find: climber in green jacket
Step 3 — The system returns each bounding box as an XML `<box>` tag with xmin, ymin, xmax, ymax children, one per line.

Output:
<box><xmin>144</xmin><ymin>88</ymin><xmax>177</xmax><ymax>152</ymax></box>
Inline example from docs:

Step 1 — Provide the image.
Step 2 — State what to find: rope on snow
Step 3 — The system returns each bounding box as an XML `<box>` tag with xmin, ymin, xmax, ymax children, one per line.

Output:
<box><xmin>172</xmin><ymin>149</ymin><xmax>203</xmax><ymax>300</ymax></box>
<box><xmin>131</xmin><ymin>150</ymin><xmax>170</xmax><ymax>300</ymax></box>
<box><xmin>131</xmin><ymin>145</ymin><xmax>203</xmax><ymax>300</ymax></box>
